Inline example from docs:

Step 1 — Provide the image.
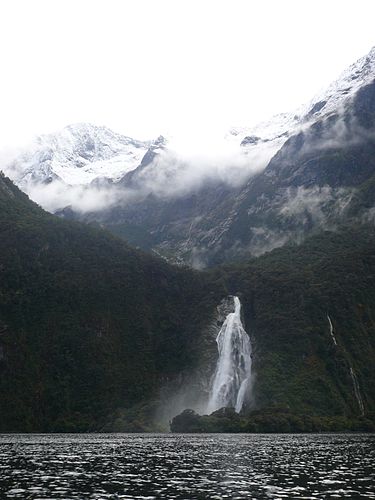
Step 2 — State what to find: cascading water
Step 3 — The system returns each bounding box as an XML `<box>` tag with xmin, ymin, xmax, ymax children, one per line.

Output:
<box><xmin>326</xmin><ymin>315</ymin><xmax>364</xmax><ymax>415</ymax></box>
<box><xmin>350</xmin><ymin>367</ymin><xmax>365</xmax><ymax>416</ymax></box>
<box><xmin>327</xmin><ymin>315</ymin><xmax>337</xmax><ymax>345</ymax></box>
<box><xmin>207</xmin><ymin>296</ymin><xmax>252</xmax><ymax>414</ymax></box>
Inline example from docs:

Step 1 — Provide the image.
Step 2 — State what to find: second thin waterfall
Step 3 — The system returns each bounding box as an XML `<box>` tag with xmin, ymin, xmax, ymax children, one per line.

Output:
<box><xmin>207</xmin><ymin>296</ymin><xmax>252</xmax><ymax>414</ymax></box>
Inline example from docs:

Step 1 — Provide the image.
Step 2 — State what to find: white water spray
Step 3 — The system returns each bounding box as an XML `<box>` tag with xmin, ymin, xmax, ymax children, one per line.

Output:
<box><xmin>207</xmin><ymin>296</ymin><xmax>252</xmax><ymax>414</ymax></box>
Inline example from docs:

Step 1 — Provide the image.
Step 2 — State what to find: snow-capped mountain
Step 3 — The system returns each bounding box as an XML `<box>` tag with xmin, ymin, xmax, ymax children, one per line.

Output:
<box><xmin>75</xmin><ymin>45</ymin><xmax>375</xmax><ymax>267</ymax></box>
<box><xmin>228</xmin><ymin>45</ymin><xmax>375</xmax><ymax>163</ymax></box>
<box><xmin>5</xmin><ymin>47</ymin><xmax>375</xmax><ymax>200</ymax></box>
<box><xmin>4</xmin><ymin>123</ymin><xmax>154</xmax><ymax>188</ymax></box>
<box><xmin>2</xmin><ymin>47</ymin><xmax>375</xmax><ymax>267</ymax></box>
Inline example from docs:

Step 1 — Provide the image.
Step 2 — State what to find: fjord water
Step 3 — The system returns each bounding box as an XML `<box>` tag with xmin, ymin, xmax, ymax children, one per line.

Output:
<box><xmin>1</xmin><ymin>434</ymin><xmax>374</xmax><ymax>499</ymax></box>
<box><xmin>207</xmin><ymin>296</ymin><xmax>252</xmax><ymax>414</ymax></box>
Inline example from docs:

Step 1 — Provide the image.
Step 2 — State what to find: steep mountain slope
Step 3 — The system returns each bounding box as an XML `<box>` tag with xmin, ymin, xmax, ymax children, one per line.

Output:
<box><xmin>0</xmin><ymin>173</ymin><xmax>375</xmax><ymax>431</ymax></box>
<box><xmin>230</xmin><ymin>45</ymin><xmax>375</xmax><ymax>148</ymax></box>
<box><xmin>8</xmin><ymin>48</ymin><xmax>375</xmax><ymax>194</ymax></box>
<box><xmin>3</xmin><ymin>48</ymin><xmax>375</xmax><ymax>268</ymax></box>
<box><xmin>201</xmin><ymin>78</ymin><xmax>375</xmax><ymax>265</ymax></box>
<box><xmin>172</xmin><ymin>226</ymin><xmax>375</xmax><ymax>432</ymax></box>
<box><xmin>54</xmin><ymin>47</ymin><xmax>375</xmax><ymax>267</ymax></box>
<box><xmin>0</xmin><ymin>173</ymin><xmax>221</xmax><ymax>431</ymax></box>
<box><xmin>1</xmin><ymin>48</ymin><xmax>375</xmax><ymax>432</ymax></box>
<box><xmin>224</xmin><ymin>227</ymin><xmax>375</xmax><ymax>418</ymax></box>
<box><xmin>0</xmin><ymin>174</ymin><xmax>374</xmax><ymax>431</ymax></box>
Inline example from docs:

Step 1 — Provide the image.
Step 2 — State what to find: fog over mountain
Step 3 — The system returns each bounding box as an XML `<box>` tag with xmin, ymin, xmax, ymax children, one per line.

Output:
<box><xmin>3</xmin><ymin>5</ymin><xmax>375</xmax><ymax>490</ymax></box>
<box><xmin>2</xmin><ymin>46</ymin><xmax>375</xmax><ymax>267</ymax></box>
<box><xmin>1</xmin><ymin>170</ymin><xmax>375</xmax><ymax>433</ymax></box>
<box><xmin>1</xmin><ymin>122</ymin><xmax>273</xmax><ymax>212</ymax></box>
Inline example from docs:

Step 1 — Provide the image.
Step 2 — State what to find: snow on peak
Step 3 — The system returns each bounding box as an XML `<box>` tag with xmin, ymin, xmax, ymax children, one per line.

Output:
<box><xmin>228</xmin><ymin>46</ymin><xmax>375</xmax><ymax>155</ymax></box>
<box><xmin>3</xmin><ymin>48</ymin><xmax>375</xmax><ymax>199</ymax></box>
<box><xmin>4</xmin><ymin>123</ymin><xmax>156</xmax><ymax>187</ymax></box>
<box><xmin>300</xmin><ymin>45</ymin><xmax>375</xmax><ymax>120</ymax></box>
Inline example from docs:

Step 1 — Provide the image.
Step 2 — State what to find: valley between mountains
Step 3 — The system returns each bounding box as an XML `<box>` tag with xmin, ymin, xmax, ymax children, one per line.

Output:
<box><xmin>1</xmin><ymin>48</ymin><xmax>375</xmax><ymax>432</ymax></box>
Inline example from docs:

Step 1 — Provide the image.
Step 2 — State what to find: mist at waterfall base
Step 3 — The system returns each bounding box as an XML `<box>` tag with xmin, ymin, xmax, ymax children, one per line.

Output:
<box><xmin>155</xmin><ymin>296</ymin><xmax>253</xmax><ymax>428</ymax></box>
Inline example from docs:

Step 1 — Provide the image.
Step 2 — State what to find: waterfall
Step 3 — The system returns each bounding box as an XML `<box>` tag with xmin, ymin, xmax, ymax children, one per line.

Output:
<box><xmin>349</xmin><ymin>367</ymin><xmax>365</xmax><ymax>416</ymax></box>
<box><xmin>326</xmin><ymin>315</ymin><xmax>364</xmax><ymax>415</ymax></box>
<box><xmin>207</xmin><ymin>296</ymin><xmax>252</xmax><ymax>414</ymax></box>
<box><xmin>327</xmin><ymin>315</ymin><xmax>337</xmax><ymax>345</ymax></box>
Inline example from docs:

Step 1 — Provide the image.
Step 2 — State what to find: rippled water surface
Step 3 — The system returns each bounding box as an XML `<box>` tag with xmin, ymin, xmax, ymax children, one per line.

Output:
<box><xmin>0</xmin><ymin>433</ymin><xmax>374</xmax><ymax>499</ymax></box>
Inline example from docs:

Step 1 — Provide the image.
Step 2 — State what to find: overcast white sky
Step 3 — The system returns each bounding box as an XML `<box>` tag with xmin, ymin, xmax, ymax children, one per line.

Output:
<box><xmin>0</xmin><ymin>0</ymin><xmax>374</xmax><ymax>148</ymax></box>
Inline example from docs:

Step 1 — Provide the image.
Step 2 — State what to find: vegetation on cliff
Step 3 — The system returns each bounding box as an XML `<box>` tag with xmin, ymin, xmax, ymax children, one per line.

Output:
<box><xmin>1</xmin><ymin>172</ymin><xmax>374</xmax><ymax>432</ymax></box>
<box><xmin>0</xmin><ymin>173</ymin><xmax>222</xmax><ymax>431</ymax></box>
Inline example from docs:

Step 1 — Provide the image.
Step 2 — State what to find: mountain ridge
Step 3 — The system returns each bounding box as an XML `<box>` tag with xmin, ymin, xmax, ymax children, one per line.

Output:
<box><xmin>5</xmin><ymin>48</ymin><xmax>375</xmax><ymax>196</ymax></box>
<box><xmin>4</xmin><ymin>123</ymin><xmax>157</xmax><ymax>188</ymax></box>
<box><xmin>2</xmin><ymin>50</ymin><xmax>375</xmax><ymax>269</ymax></box>
<box><xmin>66</xmin><ymin>75</ymin><xmax>375</xmax><ymax>267</ymax></box>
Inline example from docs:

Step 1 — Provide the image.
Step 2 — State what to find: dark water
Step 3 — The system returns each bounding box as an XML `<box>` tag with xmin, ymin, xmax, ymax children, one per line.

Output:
<box><xmin>0</xmin><ymin>434</ymin><xmax>374</xmax><ymax>499</ymax></box>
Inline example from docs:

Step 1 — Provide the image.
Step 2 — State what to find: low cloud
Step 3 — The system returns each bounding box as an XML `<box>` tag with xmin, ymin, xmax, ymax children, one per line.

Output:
<box><xmin>132</xmin><ymin>148</ymin><xmax>251</xmax><ymax>198</ymax></box>
<box><xmin>1</xmin><ymin>134</ymin><xmax>281</xmax><ymax>213</ymax></box>
<box><xmin>2</xmin><ymin>100</ymin><xmax>374</xmax><ymax>216</ymax></box>
<box><xmin>279</xmin><ymin>185</ymin><xmax>353</xmax><ymax>225</ymax></box>
<box><xmin>298</xmin><ymin>108</ymin><xmax>375</xmax><ymax>157</ymax></box>
<box><xmin>25</xmin><ymin>180</ymin><xmax>125</xmax><ymax>213</ymax></box>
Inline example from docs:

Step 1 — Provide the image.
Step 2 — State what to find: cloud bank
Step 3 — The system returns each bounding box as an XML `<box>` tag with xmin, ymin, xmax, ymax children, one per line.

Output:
<box><xmin>1</xmin><ymin>132</ymin><xmax>280</xmax><ymax>213</ymax></box>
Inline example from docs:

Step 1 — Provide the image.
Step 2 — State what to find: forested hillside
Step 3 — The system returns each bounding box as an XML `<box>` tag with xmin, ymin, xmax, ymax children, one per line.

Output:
<box><xmin>1</xmin><ymin>173</ymin><xmax>374</xmax><ymax>432</ymax></box>
<box><xmin>171</xmin><ymin>227</ymin><xmax>375</xmax><ymax>432</ymax></box>
<box><xmin>0</xmin><ymin>173</ymin><xmax>221</xmax><ymax>431</ymax></box>
<box><xmin>222</xmin><ymin>226</ymin><xmax>375</xmax><ymax>415</ymax></box>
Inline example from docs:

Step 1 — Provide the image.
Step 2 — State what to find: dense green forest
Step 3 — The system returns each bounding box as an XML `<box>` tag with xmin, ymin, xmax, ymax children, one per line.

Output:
<box><xmin>1</xmin><ymin>172</ymin><xmax>374</xmax><ymax>432</ymax></box>
<box><xmin>0</xmin><ymin>173</ymin><xmax>222</xmax><ymax>431</ymax></box>
<box><xmin>219</xmin><ymin>226</ymin><xmax>375</xmax><ymax>417</ymax></box>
